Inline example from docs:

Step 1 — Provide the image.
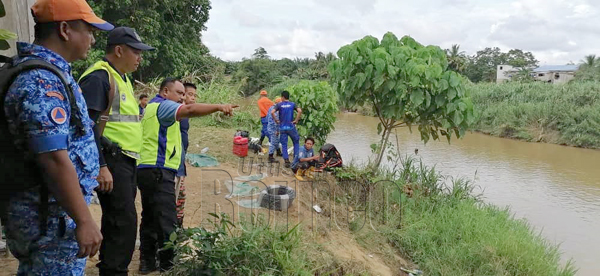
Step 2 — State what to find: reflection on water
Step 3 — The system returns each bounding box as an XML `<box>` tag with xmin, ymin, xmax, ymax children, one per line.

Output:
<box><xmin>328</xmin><ymin>113</ymin><xmax>600</xmax><ymax>276</ymax></box>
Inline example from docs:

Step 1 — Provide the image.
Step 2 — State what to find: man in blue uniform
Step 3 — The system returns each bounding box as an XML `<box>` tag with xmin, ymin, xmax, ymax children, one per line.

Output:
<box><xmin>267</xmin><ymin>97</ymin><xmax>283</xmax><ymax>163</ymax></box>
<box><xmin>137</xmin><ymin>78</ymin><xmax>237</xmax><ymax>273</ymax></box>
<box><xmin>271</xmin><ymin>90</ymin><xmax>302</xmax><ymax>167</ymax></box>
<box><xmin>2</xmin><ymin>0</ymin><xmax>113</xmax><ymax>274</ymax></box>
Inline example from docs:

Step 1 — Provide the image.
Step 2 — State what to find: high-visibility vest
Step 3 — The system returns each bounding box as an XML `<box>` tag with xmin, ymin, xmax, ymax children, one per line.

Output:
<box><xmin>80</xmin><ymin>61</ymin><xmax>142</xmax><ymax>157</ymax></box>
<box><xmin>137</xmin><ymin>97</ymin><xmax>182</xmax><ymax>171</ymax></box>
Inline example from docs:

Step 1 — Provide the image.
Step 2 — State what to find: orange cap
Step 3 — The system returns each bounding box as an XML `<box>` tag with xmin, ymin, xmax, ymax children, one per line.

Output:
<box><xmin>31</xmin><ymin>0</ymin><xmax>114</xmax><ymax>31</ymax></box>
<box><xmin>274</xmin><ymin>97</ymin><xmax>282</xmax><ymax>103</ymax></box>
<box><xmin>260</xmin><ymin>90</ymin><xmax>267</xmax><ymax>96</ymax></box>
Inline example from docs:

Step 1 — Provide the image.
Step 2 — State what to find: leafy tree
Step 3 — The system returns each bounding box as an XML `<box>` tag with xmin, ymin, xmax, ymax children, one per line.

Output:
<box><xmin>252</xmin><ymin>47</ymin><xmax>270</xmax><ymax>59</ymax></box>
<box><xmin>446</xmin><ymin>44</ymin><xmax>466</xmax><ymax>73</ymax></box>
<box><xmin>0</xmin><ymin>0</ymin><xmax>17</xmax><ymax>50</ymax></box>
<box><xmin>72</xmin><ymin>0</ymin><xmax>212</xmax><ymax>81</ymax></box>
<box><xmin>463</xmin><ymin>47</ymin><xmax>538</xmax><ymax>83</ymax></box>
<box><xmin>329</xmin><ymin>32</ymin><xmax>476</xmax><ymax>170</ymax></box>
<box><xmin>285</xmin><ymin>80</ymin><xmax>339</xmax><ymax>142</ymax></box>
<box><xmin>233</xmin><ymin>57</ymin><xmax>277</xmax><ymax>96</ymax></box>
<box><xmin>579</xmin><ymin>54</ymin><xmax>598</xmax><ymax>69</ymax></box>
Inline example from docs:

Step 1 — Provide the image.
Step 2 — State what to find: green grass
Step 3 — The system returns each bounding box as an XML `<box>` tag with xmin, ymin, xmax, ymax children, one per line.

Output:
<box><xmin>470</xmin><ymin>81</ymin><xmax>600</xmax><ymax>148</ymax></box>
<box><xmin>338</xmin><ymin>156</ymin><xmax>577</xmax><ymax>276</ymax></box>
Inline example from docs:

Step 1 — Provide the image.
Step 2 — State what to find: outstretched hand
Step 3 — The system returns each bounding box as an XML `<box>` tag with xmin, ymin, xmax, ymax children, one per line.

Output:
<box><xmin>220</xmin><ymin>104</ymin><xmax>239</xmax><ymax>116</ymax></box>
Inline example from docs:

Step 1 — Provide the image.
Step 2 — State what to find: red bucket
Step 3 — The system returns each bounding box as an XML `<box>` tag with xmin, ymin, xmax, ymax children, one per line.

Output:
<box><xmin>233</xmin><ymin>136</ymin><xmax>248</xmax><ymax>157</ymax></box>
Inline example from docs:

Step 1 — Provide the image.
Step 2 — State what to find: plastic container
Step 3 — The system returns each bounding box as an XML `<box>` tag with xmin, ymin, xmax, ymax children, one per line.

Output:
<box><xmin>233</xmin><ymin>136</ymin><xmax>249</xmax><ymax>157</ymax></box>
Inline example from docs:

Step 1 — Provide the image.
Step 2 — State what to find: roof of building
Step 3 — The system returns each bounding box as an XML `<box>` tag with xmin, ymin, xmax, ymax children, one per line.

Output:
<box><xmin>533</xmin><ymin>65</ymin><xmax>579</xmax><ymax>72</ymax></box>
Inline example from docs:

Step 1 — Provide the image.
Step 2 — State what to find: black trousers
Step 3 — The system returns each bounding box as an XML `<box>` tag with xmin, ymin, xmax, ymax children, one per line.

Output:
<box><xmin>97</xmin><ymin>152</ymin><xmax>138</xmax><ymax>276</ymax></box>
<box><xmin>293</xmin><ymin>160</ymin><xmax>317</xmax><ymax>173</ymax></box>
<box><xmin>137</xmin><ymin>168</ymin><xmax>177</xmax><ymax>271</ymax></box>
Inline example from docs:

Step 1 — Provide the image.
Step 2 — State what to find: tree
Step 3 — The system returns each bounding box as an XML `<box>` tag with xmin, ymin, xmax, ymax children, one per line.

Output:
<box><xmin>579</xmin><ymin>54</ymin><xmax>598</xmax><ymax>69</ymax></box>
<box><xmin>285</xmin><ymin>80</ymin><xmax>339</xmax><ymax>143</ymax></box>
<box><xmin>72</xmin><ymin>0</ymin><xmax>212</xmax><ymax>81</ymax></box>
<box><xmin>0</xmin><ymin>0</ymin><xmax>17</xmax><ymax>50</ymax></box>
<box><xmin>252</xmin><ymin>47</ymin><xmax>270</xmax><ymax>59</ymax></box>
<box><xmin>446</xmin><ymin>44</ymin><xmax>466</xmax><ymax>73</ymax></box>
<box><xmin>329</xmin><ymin>32</ymin><xmax>476</xmax><ymax>170</ymax></box>
<box><xmin>463</xmin><ymin>47</ymin><xmax>538</xmax><ymax>83</ymax></box>
<box><xmin>233</xmin><ymin>57</ymin><xmax>277</xmax><ymax>96</ymax></box>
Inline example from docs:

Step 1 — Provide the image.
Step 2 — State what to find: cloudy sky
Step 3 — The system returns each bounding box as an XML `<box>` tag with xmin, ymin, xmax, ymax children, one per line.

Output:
<box><xmin>203</xmin><ymin>0</ymin><xmax>599</xmax><ymax>65</ymax></box>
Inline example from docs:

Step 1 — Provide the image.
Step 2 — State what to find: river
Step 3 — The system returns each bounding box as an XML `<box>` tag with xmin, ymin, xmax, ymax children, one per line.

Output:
<box><xmin>327</xmin><ymin>113</ymin><xmax>600</xmax><ymax>276</ymax></box>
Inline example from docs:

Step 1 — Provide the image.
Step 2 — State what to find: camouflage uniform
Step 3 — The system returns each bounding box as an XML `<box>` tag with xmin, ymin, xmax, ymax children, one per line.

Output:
<box><xmin>267</xmin><ymin>105</ymin><xmax>281</xmax><ymax>155</ymax></box>
<box><xmin>3</xmin><ymin>42</ymin><xmax>99</xmax><ymax>276</ymax></box>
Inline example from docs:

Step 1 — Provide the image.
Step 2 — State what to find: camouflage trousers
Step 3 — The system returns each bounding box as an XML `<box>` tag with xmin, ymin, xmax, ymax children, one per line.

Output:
<box><xmin>6</xmin><ymin>192</ymin><xmax>87</xmax><ymax>276</ymax></box>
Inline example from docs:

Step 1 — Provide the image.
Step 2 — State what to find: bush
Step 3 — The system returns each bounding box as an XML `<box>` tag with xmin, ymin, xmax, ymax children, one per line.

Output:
<box><xmin>471</xmin><ymin>81</ymin><xmax>600</xmax><ymax>148</ymax></box>
<box><xmin>285</xmin><ymin>80</ymin><xmax>340</xmax><ymax>142</ymax></box>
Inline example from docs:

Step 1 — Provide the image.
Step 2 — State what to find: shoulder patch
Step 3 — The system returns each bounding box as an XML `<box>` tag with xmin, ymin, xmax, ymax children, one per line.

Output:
<box><xmin>50</xmin><ymin>107</ymin><xmax>67</xmax><ymax>125</ymax></box>
<box><xmin>121</xmin><ymin>93</ymin><xmax>127</xmax><ymax>101</ymax></box>
<box><xmin>46</xmin><ymin>91</ymin><xmax>65</xmax><ymax>101</ymax></box>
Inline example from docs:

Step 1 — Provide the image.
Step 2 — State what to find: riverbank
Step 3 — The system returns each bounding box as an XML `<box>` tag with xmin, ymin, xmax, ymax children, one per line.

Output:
<box><xmin>470</xmin><ymin>81</ymin><xmax>600</xmax><ymax>149</ymax></box>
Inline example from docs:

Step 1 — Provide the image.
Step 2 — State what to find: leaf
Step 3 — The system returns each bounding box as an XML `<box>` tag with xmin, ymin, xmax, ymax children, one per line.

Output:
<box><xmin>453</xmin><ymin>111</ymin><xmax>464</xmax><ymax>125</ymax></box>
<box><xmin>410</xmin><ymin>76</ymin><xmax>420</xmax><ymax>87</ymax></box>
<box><xmin>0</xmin><ymin>39</ymin><xmax>8</xmax><ymax>50</ymax></box>
<box><xmin>384</xmin><ymin>80</ymin><xmax>396</xmax><ymax>92</ymax></box>
<box><xmin>440</xmin><ymin>79</ymin><xmax>449</xmax><ymax>90</ymax></box>
<box><xmin>375</xmin><ymin>58</ymin><xmax>386</xmax><ymax>73</ymax></box>
<box><xmin>387</xmin><ymin>65</ymin><xmax>399</xmax><ymax>76</ymax></box>
<box><xmin>355</xmin><ymin>55</ymin><xmax>363</xmax><ymax>64</ymax></box>
<box><xmin>169</xmin><ymin>232</ymin><xmax>178</xmax><ymax>242</ymax></box>
<box><xmin>424</xmin><ymin>91</ymin><xmax>431</xmax><ymax>108</ymax></box>
<box><xmin>447</xmin><ymin>87</ymin><xmax>457</xmax><ymax>100</ymax></box>
<box><xmin>435</xmin><ymin>94</ymin><xmax>446</xmax><ymax>107</ymax></box>
<box><xmin>458</xmin><ymin>102</ymin><xmax>467</xmax><ymax>111</ymax></box>
<box><xmin>449</xmin><ymin>72</ymin><xmax>461</xmax><ymax>87</ymax></box>
<box><xmin>410</xmin><ymin>90</ymin><xmax>424</xmax><ymax>106</ymax></box>
<box><xmin>0</xmin><ymin>29</ymin><xmax>17</xmax><ymax>41</ymax></box>
<box><xmin>0</xmin><ymin>0</ymin><xmax>5</xmax><ymax>17</ymax></box>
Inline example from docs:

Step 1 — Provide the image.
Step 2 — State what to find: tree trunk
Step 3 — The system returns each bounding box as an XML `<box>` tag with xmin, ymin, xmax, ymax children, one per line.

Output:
<box><xmin>373</xmin><ymin>126</ymin><xmax>393</xmax><ymax>172</ymax></box>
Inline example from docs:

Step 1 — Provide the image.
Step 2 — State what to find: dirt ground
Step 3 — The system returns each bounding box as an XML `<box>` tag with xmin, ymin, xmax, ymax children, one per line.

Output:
<box><xmin>0</xmin><ymin>159</ymin><xmax>407</xmax><ymax>276</ymax></box>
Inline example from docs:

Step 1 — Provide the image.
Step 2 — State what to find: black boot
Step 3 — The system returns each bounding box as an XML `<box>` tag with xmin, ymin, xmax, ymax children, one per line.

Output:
<box><xmin>139</xmin><ymin>257</ymin><xmax>157</xmax><ymax>275</ymax></box>
<box><xmin>284</xmin><ymin>159</ymin><xmax>291</xmax><ymax>168</ymax></box>
<box><xmin>276</xmin><ymin>147</ymin><xmax>282</xmax><ymax>157</ymax></box>
<box><xmin>268</xmin><ymin>154</ymin><xmax>275</xmax><ymax>163</ymax></box>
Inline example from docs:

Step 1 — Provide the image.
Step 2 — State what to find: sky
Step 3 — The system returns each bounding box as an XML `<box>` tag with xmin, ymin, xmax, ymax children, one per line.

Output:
<box><xmin>202</xmin><ymin>0</ymin><xmax>600</xmax><ymax>65</ymax></box>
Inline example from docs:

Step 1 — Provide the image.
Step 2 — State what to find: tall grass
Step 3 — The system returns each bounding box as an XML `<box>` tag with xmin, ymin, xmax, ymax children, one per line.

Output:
<box><xmin>337</xmin><ymin>156</ymin><xmax>577</xmax><ymax>276</ymax></box>
<box><xmin>471</xmin><ymin>81</ymin><xmax>600</xmax><ymax>148</ymax></box>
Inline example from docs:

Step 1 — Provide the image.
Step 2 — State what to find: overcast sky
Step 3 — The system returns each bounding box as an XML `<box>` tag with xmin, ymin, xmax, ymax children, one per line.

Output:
<box><xmin>203</xmin><ymin>0</ymin><xmax>600</xmax><ymax>65</ymax></box>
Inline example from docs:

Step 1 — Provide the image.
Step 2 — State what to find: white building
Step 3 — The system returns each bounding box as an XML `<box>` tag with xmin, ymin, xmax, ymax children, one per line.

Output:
<box><xmin>496</xmin><ymin>64</ymin><xmax>579</xmax><ymax>84</ymax></box>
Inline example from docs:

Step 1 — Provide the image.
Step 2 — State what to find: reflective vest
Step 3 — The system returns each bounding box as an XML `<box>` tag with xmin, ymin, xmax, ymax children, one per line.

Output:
<box><xmin>138</xmin><ymin>97</ymin><xmax>182</xmax><ymax>171</ymax></box>
<box><xmin>80</xmin><ymin>61</ymin><xmax>142</xmax><ymax>157</ymax></box>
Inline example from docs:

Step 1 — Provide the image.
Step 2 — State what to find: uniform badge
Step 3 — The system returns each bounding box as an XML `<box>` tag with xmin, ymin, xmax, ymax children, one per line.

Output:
<box><xmin>122</xmin><ymin>93</ymin><xmax>127</xmax><ymax>101</ymax></box>
<box><xmin>45</xmin><ymin>91</ymin><xmax>65</xmax><ymax>101</ymax></box>
<box><xmin>50</xmin><ymin>107</ymin><xmax>67</xmax><ymax>125</ymax></box>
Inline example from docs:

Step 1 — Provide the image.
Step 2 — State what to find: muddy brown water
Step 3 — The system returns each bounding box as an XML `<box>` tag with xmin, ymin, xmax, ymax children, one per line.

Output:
<box><xmin>329</xmin><ymin>113</ymin><xmax>600</xmax><ymax>276</ymax></box>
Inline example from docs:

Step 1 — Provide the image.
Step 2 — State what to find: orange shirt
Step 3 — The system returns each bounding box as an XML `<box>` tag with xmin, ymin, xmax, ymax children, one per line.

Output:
<box><xmin>258</xmin><ymin>97</ymin><xmax>274</xmax><ymax>117</ymax></box>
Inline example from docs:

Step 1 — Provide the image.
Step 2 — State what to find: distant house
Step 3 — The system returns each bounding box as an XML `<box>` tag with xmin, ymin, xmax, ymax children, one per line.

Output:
<box><xmin>496</xmin><ymin>64</ymin><xmax>579</xmax><ymax>84</ymax></box>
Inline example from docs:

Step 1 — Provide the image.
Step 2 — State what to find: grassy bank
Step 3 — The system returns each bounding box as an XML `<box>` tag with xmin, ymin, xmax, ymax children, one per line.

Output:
<box><xmin>470</xmin><ymin>81</ymin><xmax>600</xmax><ymax>148</ymax></box>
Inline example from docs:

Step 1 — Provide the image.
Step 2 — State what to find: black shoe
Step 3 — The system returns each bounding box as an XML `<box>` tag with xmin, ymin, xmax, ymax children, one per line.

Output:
<box><xmin>284</xmin><ymin>159</ymin><xmax>291</xmax><ymax>168</ymax></box>
<box><xmin>276</xmin><ymin>148</ymin><xmax>282</xmax><ymax>157</ymax></box>
<box><xmin>139</xmin><ymin>258</ymin><xmax>157</xmax><ymax>275</ymax></box>
<box><xmin>268</xmin><ymin>154</ymin><xmax>275</xmax><ymax>163</ymax></box>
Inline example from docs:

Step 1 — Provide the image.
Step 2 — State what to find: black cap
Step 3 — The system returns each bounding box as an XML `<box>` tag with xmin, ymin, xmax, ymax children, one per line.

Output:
<box><xmin>107</xmin><ymin>27</ymin><xmax>155</xmax><ymax>51</ymax></box>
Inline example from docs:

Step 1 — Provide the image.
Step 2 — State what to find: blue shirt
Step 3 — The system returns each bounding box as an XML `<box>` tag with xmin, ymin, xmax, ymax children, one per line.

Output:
<box><xmin>274</xmin><ymin>101</ymin><xmax>297</xmax><ymax>130</ymax></box>
<box><xmin>4</xmin><ymin>42</ymin><xmax>99</xmax><ymax>203</ymax></box>
<box><xmin>292</xmin><ymin>145</ymin><xmax>314</xmax><ymax>169</ymax></box>
<box><xmin>150</xmin><ymin>95</ymin><xmax>182</xmax><ymax>127</ymax></box>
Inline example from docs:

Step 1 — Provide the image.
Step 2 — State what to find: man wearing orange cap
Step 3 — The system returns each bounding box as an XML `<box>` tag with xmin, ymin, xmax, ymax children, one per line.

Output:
<box><xmin>257</xmin><ymin>90</ymin><xmax>274</xmax><ymax>146</ymax></box>
<box><xmin>1</xmin><ymin>0</ymin><xmax>112</xmax><ymax>275</ymax></box>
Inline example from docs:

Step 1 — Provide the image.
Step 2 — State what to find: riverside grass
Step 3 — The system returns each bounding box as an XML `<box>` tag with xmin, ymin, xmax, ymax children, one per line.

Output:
<box><xmin>470</xmin><ymin>81</ymin><xmax>600</xmax><ymax>148</ymax></box>
<box><xmin>361</xmin><ymin>157</ymin><xmax>576</xmax><ymax>276</ymax></box>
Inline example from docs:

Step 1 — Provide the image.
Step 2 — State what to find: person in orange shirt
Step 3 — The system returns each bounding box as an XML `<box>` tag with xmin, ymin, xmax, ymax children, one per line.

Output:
<box><xmin>257</xmin><ymin>90</ymin><xmax>274</xmax><ymax>146</ymax></box>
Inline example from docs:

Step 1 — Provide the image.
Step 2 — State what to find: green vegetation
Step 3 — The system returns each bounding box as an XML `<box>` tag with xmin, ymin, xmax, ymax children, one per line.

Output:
<box><xmin>471</xmin><ymin>81</ymin><xmax>600</xmax><ymax>148</ymax></box>
<box><xmin>286</xmin><ymin>80</ymin><xmax>339</xmax><ymax>142</ymax></box>
<box><xmin>329</xmin><ymin>32</ymin><xmax>476</xmax><ymax>170</ymax></box>
<box><xmin>0</xmin><ymin>0</ymin><xmax>17</xmax><ymax>50</ymax></box>
<box><xmin>343</xmin><ymin>155</ymin><xmax>576</xmax><ymax>276</ymax></box>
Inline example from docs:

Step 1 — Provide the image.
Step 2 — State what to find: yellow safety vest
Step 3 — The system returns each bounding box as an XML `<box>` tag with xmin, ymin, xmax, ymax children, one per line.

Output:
<box><xmin>138</xmin><ymin>100</ymin><xmax>182</xmax><ymax>171</ymax></box>
<box><xmin>80</xmin><ymin>61</ymin><xmax>142</xmax><ymax>157</ymax></box>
